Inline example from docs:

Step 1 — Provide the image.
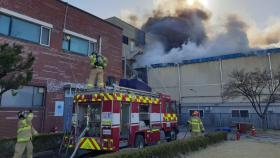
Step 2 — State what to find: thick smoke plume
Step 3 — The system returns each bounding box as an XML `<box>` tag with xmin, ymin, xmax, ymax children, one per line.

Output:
<box><xmin>142</xmin><ymin>8</ymin><xmax>209</xmax><ymax>51</ymax></box>
<box><xmin>120</xmin><ymin>0</ymin><xmax>280</xmax><ymax>67</ymax></box>
<box><xmin>136</xmin><ymin>14</ymin><xmax>250</xmax><ymax>66</ymax></box>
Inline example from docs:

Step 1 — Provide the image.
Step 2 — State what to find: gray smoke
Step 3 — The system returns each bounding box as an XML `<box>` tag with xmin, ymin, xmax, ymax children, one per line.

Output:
<box><xmin>142</xmin><ymin>8</ymin><xmax>209</xmax><ymax>52</ymax></box>
<box><xmin>121</xmin><ymin>0</ymin><xmax>280</xmax><ymax>67</ymax></box>
<box><xmin>135</xmin><ymin>14</ymin><xmax>250</xmax><ymax>67</ymax></box>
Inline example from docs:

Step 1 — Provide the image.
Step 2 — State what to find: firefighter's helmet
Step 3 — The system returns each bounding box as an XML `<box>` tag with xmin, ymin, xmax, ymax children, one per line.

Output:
<box><xmin>192</xmin><ymin>111</ymin><xmax>199</xmax><ymax>117</ymax></box>
<box><xmin>17</xmin><ymin>111</ymin><xmax>26</xmax><ymax>119</ymax></box>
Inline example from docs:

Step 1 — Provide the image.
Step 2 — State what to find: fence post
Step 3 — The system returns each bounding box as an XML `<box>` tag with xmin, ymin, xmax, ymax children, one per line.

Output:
<box><xmin>219</xmin><ymin>113</ymin><xmax>222</xmax><ymax>127</ymax></box>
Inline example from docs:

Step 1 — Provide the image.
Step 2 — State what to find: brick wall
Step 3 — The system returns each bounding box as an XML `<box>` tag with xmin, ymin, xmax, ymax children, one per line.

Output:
<box><xmin>0</xmin><ymin>0</ymin><xmax>122</xmax><ymax>138</ymax></box>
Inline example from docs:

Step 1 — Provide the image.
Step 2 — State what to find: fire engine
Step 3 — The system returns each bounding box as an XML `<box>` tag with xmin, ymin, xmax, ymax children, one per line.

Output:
<box><xmin>63</xmin><ymin>85</ymin><xmax>178</xmax><ymax>156</ymax></box>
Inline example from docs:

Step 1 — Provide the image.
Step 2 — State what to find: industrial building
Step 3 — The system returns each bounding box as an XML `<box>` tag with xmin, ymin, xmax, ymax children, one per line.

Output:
<box><xmin>106</xmin><ymin>17</ymin><xmax>146</xmax><ymax>79</ymax></box>
<box><xmin>0</xmin><ymin>0</ymin><xmax>122</xmax><ymax>138</ymax></box>
<box><xmin>146</xmin><ymin>48</ymin><xmax>280</xmax><ymax>128</ymax></box>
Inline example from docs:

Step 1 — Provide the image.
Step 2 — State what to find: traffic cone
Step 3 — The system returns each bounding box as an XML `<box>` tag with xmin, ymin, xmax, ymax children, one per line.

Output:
<box><xmin>236</xmin><ymin>131</ymin><xmax>241</xmax><ymax>140</ymax></box>
<box><xmin>250</xmin><ymin>127</ymin><xmax>256</xmax><ymax>137</ymax></box>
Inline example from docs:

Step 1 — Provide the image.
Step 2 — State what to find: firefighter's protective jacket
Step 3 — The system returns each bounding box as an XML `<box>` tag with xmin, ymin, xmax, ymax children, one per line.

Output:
<box><xmin>17</xmin><ymin>113</ymin><xmax>37</xmax><ymax>142</ymax></box>
<box><xmin>89</xmin><ymin>53</ymin><xmax>107</xmax><ymax>69</ymax></box>
<box><xmin>188</xmin><ymin>116</ymin><xmax>205</xmax><ymax>133</ymax></box>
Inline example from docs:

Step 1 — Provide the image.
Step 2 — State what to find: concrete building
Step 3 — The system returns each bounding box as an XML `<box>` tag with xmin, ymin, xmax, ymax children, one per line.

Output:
<box><xmin>0</xmin><ymin>0</ymin><xmax>122</xmax><ymax>138</ymax></box>
<box><xmin>106</xmin><ymin>17</ymin><xmax>145</xmax><ymax>79</ymax></box>
<box><xmin>146</xmin><ymin>49</ymin><xmax>280</xmax><ymax>128</ymax></box>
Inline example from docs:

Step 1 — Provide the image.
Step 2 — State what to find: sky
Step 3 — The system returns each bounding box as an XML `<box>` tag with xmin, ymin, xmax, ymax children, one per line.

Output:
<box><xmin>63</xmin><ymin>0</ymin><xmax>280</xmax><ymax>29</ymax></box>
<box><xmin>61</xmin><ymin>0</ymin><xmax>280</xmax><ymax>65</ymax></box>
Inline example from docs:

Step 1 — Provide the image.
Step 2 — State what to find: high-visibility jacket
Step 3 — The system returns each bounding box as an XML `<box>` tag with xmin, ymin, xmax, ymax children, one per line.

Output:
<box><xmin>17</xmin><ymin>119</ymin><xmax>33</xmax><ymax>142</ymax></box>
<box><xmin>26</xmin><ymin>112</ymin><xmax>33</xmax><ymax>125</ymax></box>
<box><xmin>188</xmin><ymin>116</ymin><xmax>205</xmax><ymax>133</ymax></box>
<box><xmin>89</xmin><ymin>54</ymin><xmax>107</xmax><ymax>69</ymax></box>
<box><xmin>17</xmin><ymin>113</ymin><xmax>37</xmax><ymax>142</ymax></box>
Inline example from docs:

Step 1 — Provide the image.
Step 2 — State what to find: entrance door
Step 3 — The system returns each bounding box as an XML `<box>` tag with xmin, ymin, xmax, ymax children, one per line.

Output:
<box><xmin>120</xmin><ymin>103</ymin><xmax>130</xmax><ymax>140</ymax></box>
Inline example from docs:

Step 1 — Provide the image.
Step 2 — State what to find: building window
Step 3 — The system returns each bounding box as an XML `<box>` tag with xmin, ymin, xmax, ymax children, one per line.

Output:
<box><xmin>0</xmin><ymin>14</ymin><xmax>10</xmax><ymax>35</ymax></box>
<box><xmin>11</xmin><ymin>18</ymin><xmax>41</xmax><ymax>43</ymax></box>
<box><xmin>232</xmin><ymin>110</ymin><xmax>249</xmax><ymax>118</ymax></box>
<box><xmin>41</xmin><ymin>27</ymin><xmax>51</xmax><ymax>46</ymax></box>
<box><xmin>122</xmin><ymin>35</ymin><xmax>128</xmax><ymax>45</ymax></box>
<box><xmin>189</xmin><ymin>110</ymin><xmax>204</xmax><ymax>117</ymax></box>
<box><xmin>62</xmin><ymin>34</ymin><xmax>96</xmax><ymax>56</ymax></box>
<box><xmin>0</xmin><ymin>13</ymin><xmax>51</xmax><ymax>46</ymax></box>
<box><xmin>130</xmin><ymin>40</ymin><xmax>135</xmax><ymax>51</ymax></box>
<box><xmin>0</xmin><ymin>86</ymin><xmax>45</xmax><ymax>107</ymax></box>
<box><xmin>232</xmin><ymin>110</ymin><xmax>239</xmax><ymax>117</ymax></box>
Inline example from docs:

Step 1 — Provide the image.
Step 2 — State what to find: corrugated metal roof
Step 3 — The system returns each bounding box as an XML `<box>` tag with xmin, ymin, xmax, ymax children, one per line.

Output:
<box><xmin>149</xmin><ymin>48</ymin><xmax>280</xmax><ymax>68</ymax></box>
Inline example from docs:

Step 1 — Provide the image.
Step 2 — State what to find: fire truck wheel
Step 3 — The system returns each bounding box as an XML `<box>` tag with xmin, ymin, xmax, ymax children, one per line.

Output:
<box><xmin>135</xmin><ymin>135</ymin><xmax>145</xmax><ymax>149</ymax></box>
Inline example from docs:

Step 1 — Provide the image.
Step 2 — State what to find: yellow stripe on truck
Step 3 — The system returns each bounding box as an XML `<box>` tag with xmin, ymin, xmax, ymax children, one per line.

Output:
<box><xmin>91</xmin><ymin>138</ymin><xmax>101</xmax><ymax>150</ymax></box>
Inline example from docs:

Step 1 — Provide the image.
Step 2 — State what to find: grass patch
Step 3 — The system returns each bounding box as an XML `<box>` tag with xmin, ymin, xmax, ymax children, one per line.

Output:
<box><xmin>0</xmin><ymin>133</ymin><xmax>63</xmax><ymax>157</ymax></box>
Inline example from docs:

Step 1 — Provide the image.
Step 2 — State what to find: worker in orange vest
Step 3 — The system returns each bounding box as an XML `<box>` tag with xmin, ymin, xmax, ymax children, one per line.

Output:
<box><xmin>187</xmin><ymin>111</ymin><xmax>205</xmax><ymax>138</ymax></box>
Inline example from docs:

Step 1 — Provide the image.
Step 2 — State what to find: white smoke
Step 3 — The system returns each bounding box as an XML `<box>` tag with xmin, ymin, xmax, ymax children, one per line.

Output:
<box><xmin>248</xmin><ymin>20</ymin><xmax>280</xmax><ymax>48</ymax></box>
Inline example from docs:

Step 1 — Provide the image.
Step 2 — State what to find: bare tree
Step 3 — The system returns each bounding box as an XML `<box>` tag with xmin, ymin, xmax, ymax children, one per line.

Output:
<box><xmin>223</xmin><ymin>68</ymin><xmax>280</xmax><ymax>128</ymax></box>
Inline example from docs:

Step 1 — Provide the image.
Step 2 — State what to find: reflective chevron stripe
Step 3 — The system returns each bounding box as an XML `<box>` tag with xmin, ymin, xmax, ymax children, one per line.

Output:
<box><xmin>79</xmin><ymin>137</ymin><xmax>101</xmax><ymax>150</ymax></box>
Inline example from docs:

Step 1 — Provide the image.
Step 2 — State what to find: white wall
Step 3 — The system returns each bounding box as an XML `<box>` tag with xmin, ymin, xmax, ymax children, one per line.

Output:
<box><xmin>148</xmin><ymin>52</ymin><xmax>280</xmax><ymax>105</ymax></box>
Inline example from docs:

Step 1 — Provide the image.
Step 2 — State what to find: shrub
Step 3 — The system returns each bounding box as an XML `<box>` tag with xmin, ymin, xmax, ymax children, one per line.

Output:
<box><xmin>96</xmin><ymin>132</ymin><xmax>227</xmax><ymax>158</ymax></box>
<box><xmin>0</xmin><ymin>133</ymin><xmax>63</xmax><ymax>157</ymax></box>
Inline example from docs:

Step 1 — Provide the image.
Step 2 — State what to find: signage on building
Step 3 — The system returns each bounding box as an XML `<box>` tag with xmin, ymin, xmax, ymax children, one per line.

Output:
<box><xmin>54</xmin><ymin>101</ymin><xmax>64</xmax><ymax>116</ymax></box>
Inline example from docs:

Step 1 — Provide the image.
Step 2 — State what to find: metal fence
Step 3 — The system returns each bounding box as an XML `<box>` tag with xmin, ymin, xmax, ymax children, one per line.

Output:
<box><xmin>178</xmin><ymin>113</ymin><xmax>280</xmax><ymax>129</ymax></box>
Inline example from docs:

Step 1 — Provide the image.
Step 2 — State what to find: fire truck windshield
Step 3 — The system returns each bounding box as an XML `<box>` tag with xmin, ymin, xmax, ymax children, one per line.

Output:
<box><xmin>166</xmin><ymin>102</ymin><xmax>176</xmax><ymax>113</ymax></box>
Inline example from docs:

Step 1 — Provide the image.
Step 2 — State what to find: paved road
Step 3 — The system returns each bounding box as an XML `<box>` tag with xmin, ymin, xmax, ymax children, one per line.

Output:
<box><xmin>183</xmin><ymin>138</ymin><xmax>280</xmax><ymax>158</ymax></box>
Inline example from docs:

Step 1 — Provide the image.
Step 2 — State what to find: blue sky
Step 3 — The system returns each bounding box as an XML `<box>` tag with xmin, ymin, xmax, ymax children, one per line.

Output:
<box><xmin>63</xmin><ymin>0</ymin><xmax>280</xmax><ymax>28</ymax></box>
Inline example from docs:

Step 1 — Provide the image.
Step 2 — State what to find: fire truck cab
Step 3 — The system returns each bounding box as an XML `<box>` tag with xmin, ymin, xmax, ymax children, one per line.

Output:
<box><xmin>69</xmin><ymin>86</ymin><xmax>178</xmax><ymax>153</ymax></box>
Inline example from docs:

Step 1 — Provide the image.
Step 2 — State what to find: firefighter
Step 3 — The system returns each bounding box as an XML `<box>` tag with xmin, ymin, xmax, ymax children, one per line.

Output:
<box><xmin>87</xmin><ymin>51</ymin><xmax>107</xmax><ymax>89</ymax></box>
<box><xmin>187</xmin><ymin>111</ymin><xmax>205</xmax><ymax>138</ymax></box>
<box><xmin>13</xmin><ymin>110</ymin><xmax>38</xmax><ymax>158</ymax></box>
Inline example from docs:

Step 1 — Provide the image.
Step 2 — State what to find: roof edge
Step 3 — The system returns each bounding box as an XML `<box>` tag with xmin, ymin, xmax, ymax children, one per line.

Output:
<box><xmin>57</xmin><ymin>0</ymin><xmax>123</xmax><ymax>30</ymax></box>
<box><xmin>144</xmin><ymin>48</ymin><xmax>280</xmax><ymax>69</ymax></box>
<box><xmin>106</xmin><ymin>16</ymin><xmax>142</xmax><ymax>32</ymax></box>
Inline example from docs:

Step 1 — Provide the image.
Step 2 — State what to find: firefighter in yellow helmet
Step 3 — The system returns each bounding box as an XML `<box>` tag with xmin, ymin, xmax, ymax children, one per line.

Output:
<box><xmin>187</xmin><ymin>111</ymin><xmax>205</xmax><ymax>138</ymax></box>
<box><xmin>87</xmin><ymin>51</ymin><xmax>107</xmax><ymax>89</ymax></box>
<box><xmin>13</xmin><ymin>110</ymin><xmax>38</xmax><ymax>158</ymax></box>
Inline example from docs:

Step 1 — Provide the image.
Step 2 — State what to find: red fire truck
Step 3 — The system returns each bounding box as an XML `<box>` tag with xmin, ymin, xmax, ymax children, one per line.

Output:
<box><xmin>65</xmin><ymin>86</ymin><xmax>178</xmax><ymax>156</ymax></box>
